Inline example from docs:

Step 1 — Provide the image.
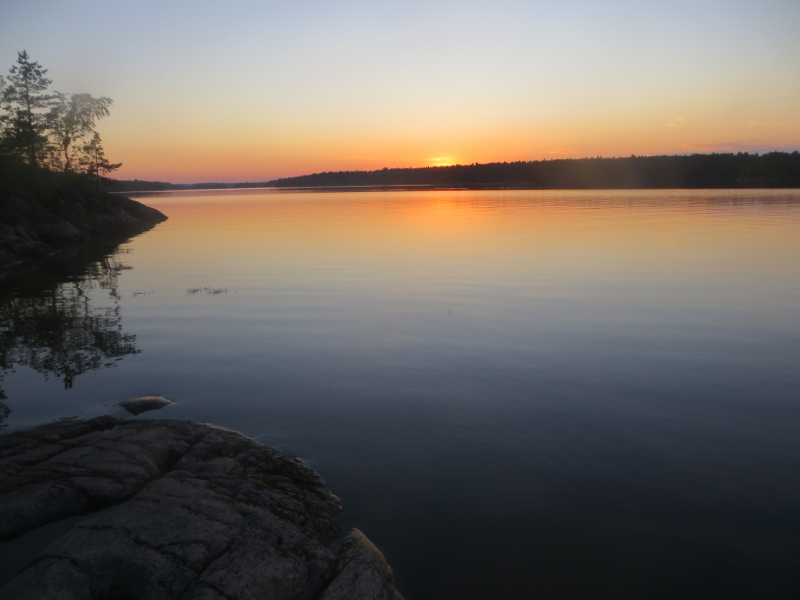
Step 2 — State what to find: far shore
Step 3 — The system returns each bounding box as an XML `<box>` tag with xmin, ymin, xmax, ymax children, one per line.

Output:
<box><xmin>111</xmin><ymin>151</ymin><xmax>800</xmax><ymax>193</ymax></box>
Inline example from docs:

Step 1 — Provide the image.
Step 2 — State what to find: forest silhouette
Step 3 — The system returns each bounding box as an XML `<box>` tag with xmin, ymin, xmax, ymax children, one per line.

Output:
<box><xmin>0</xmin><ymin>51</ymin><xmax>120</xmax><ymax>200</ymax></box>
<box><xmin>260</xmin><ymin>152</ymin><xmax>800</xmax><ymax>190</ymax></box>
<box><xmin>112</xmin><ymin>152</ymin><xmax>800</xmax><ymax>192</ymax></box>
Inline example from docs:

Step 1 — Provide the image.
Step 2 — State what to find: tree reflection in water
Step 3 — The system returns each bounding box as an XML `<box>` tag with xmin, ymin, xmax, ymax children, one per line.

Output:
<box><xmin>0</xmin><ymin>250</ymin><xmax>139</xmax><ymax>426</ymax></box>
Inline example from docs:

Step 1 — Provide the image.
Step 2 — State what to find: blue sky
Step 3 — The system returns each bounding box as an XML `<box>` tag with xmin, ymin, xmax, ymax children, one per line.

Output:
<box><xmin>2</xmin><ymin>0</ymin><xmax>799</xmax><ymax>181</ymax></box>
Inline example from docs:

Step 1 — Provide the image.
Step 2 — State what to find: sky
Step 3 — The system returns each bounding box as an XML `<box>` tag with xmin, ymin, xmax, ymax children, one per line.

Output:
<box><xmin>2</xmin><ymin>0</ymin><xmax>799</xmax><ymax>183</ymax></box>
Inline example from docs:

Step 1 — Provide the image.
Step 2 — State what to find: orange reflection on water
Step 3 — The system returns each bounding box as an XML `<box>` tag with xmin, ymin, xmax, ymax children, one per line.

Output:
<box><xmin>126</xmin><ymin>188</ymin><xmax>800</xmax><ymax>310</ymax></box>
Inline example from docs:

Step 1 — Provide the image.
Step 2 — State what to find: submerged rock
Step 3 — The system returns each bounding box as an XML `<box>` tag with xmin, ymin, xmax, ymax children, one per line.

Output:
<box><xmin>120</xmin><ymin>395</ymin><xmax>174</xmax><ymax>415</ymax></box>
<box><xmin>0</xmin><ymin>417</ymin><xmax>403</xmax><ymax>600</ymax></box>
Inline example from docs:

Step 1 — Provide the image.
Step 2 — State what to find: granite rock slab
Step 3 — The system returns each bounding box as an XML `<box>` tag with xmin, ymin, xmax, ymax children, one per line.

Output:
<box><xmin>0</xmin><ymin>417</ymin><xmax>403</xmax><ymax>600</ymax></box>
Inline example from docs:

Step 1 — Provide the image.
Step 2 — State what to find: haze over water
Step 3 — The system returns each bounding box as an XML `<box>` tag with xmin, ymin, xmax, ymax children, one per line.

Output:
<box><xmin>2</xmin><ymin>188</ymin><xmax>800</xmax><ymax>598</ymax></box>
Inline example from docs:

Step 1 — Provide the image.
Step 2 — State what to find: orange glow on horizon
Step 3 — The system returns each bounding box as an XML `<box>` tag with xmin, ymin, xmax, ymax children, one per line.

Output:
<box><xmin>103</xmin><ymin>105</ymin><xmax>800</xmax><ymax>184</ymax></box>
<box><xmin>5</xmin><ymin>0</ymin><xmax>798</xmax><ymax>185</ymax></box>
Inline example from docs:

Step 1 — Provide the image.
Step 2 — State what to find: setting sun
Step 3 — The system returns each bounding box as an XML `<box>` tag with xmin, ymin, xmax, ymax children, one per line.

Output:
<box><xmin>2</xmin><ymin>2</ymin><xmax>800</xmax><ymax>598</ymax></box>
<box><xmin>2</xmin><ymin>0</ymin><xmax>797</xmax><ymax>183</ymax></box>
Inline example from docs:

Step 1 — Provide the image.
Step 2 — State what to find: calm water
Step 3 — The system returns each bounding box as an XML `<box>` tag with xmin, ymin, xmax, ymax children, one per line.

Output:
<box><xmin>2</xmin><ymin>189</ymin><xmax>800</xmax><ymax>598</ymax></box>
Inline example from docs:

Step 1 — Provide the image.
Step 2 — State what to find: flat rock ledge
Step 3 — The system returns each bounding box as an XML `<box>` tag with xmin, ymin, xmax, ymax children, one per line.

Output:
<box><xmin>0</xmin><ymin>417</ymin><xmax>403</xmax><ymax>600</ymax></box>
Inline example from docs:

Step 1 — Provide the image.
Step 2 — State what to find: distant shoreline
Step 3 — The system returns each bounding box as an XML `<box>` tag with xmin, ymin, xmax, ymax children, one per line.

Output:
<box><xmin>112</xmin><ymin>151</ymin><xmax>800</xmax><ymax>193</ymax></box>
<box><xmin>118</xmin><ymin>183</ymin><xmax>800</xmax><ymax>195</ymax></box>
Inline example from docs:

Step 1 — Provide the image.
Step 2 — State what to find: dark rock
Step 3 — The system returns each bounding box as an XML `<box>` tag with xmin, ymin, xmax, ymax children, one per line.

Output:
<box><xmin>0</xmin><ymin>191</ymin><xmax>167</xmax><ymax>275</ymax></box>
<box><xmin>0</xmin><ymin>417</ymin><xmax>404</xmax><ymax>600</ymax></box>
<box><xmin>318</xmin><ymin>529</ymin><xmax>404</xmax><ymax>600</ymax></box>
<box><xmin>120</xmin><ymin>396</ymin><xmax>174</xmax><ymax>415</ymax></box>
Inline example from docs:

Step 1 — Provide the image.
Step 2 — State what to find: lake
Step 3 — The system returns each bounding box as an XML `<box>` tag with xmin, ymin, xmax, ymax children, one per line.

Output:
<box><xmin>2</xmin><ymin>188</ymin><xmax>800</xmax><ymax>598</ymax></box>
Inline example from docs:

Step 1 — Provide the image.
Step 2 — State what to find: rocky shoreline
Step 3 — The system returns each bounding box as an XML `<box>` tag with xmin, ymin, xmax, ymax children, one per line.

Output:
<box><xmin>0</xmin><ymin>417</ymin><xmax>403</xmax><ymax>600</ymax></box>
<box><xmin>0</xmin><ymin>190</ymin><xmax>167</xmax><ymax>277</ymax></box>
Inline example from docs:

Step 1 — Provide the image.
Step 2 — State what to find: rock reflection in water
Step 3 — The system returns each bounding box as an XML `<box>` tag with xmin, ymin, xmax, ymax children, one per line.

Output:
<box><xmin>0</xmin><ymin>250</ymin><xmax>139</xmax><ymax>424</ymax></box>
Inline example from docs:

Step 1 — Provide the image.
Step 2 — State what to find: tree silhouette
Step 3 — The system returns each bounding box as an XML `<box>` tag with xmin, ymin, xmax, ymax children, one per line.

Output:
<box><xmin>264</xmin><ymin>152</ymin><xmax>800</xmax><ymax>190</ymax></box>
<box><xmin>0</xmin><ymin>51</ymin><xmax>55</xmax><ymax>168</ymax></box>
<box><xmin>80</xmin><ymin>132</ymin><xmax>121</xmax><ymax>191</ymax></box>
<box><xmin>0</xmin><ymin>51</ymin><xmax>121</xmax><ymax>185</ymax></box>
<box><xmin>48</xmin><ymin>92</ymin><xmax>113</xmax><ymax>171</ymax></box>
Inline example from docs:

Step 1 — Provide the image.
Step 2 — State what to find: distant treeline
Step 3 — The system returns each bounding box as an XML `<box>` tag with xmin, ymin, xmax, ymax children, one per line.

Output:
<box><xmin>110</xmin><ymin>179</ymin><xmax>236</xmax><ymax>192</ymax></box>
<box><xmin>110</xmin><ymin>152</ymin><xmax>800</xmax><ymax>192</ymax></box>
<box><xmin>256</xmin><ymin>152</ymin><xmax>800</xmax><ymax>190</ymax></box>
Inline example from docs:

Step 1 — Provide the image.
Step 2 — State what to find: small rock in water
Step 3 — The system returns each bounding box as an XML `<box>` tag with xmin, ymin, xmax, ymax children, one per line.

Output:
<box><xmin>119</xmin><ymin>395</ymin><xmax>173</xmax><ymax>415</ymax></box>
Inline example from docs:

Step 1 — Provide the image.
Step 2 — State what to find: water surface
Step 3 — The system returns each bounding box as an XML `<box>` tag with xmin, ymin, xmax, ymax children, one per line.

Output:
<box><xmin>2</xmin><ymin>189</ymin><xmax>800</xmax><ymax>598</ymax></box>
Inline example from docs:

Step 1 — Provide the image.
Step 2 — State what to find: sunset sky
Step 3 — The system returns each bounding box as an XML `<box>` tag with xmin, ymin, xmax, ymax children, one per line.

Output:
<box><xmin>2</xmin><ymin>0</ymin><xmax>799</xmax><ymax>183</ymax></box>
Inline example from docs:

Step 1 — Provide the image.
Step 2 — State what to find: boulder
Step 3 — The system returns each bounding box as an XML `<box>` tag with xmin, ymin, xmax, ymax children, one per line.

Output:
<box><xmin>0</xmin><ymin>417</ymin><xmax>403</xmax><ymax>599</ymax></box>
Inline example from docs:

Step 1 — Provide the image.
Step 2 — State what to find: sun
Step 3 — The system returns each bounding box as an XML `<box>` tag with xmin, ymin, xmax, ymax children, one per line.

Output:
<box><xmin>426</xmin><ymin>157</ymin><xmax>459</xmax><ymax>167</ymax></box>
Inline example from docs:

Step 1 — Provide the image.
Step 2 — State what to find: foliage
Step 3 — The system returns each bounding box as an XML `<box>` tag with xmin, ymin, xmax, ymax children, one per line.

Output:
<box><xmin>0</xmin><ymin>150</ymin><xmax>96</xmax><ymax>206</ymax></box>
<box><xmin>0</xmin><ymin>51</ymin><xmax>54</xmax><ymax>167</ymax></box>
<box><xmin>48</xmin><ymin>92</ymin><xmax>113</xmax><ymax>171</ymax></box>
<box><xmin>0</xmin><ymin>50</ymin><xmax>120</xmax><ymax>191</ymax></box>
<box><xmin>81</xmin><ymin>132</ymin><xmax>122</xmax><ymax>190</ymax></box>
<box><xmin>264</xmin><ymin>152</ymin><xmax>800</xmax><ymax>190</ymax></box>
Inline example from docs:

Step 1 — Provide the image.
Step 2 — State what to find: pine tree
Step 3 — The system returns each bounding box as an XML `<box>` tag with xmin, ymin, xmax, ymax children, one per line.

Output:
<box><xmin>0</xmin><ymin>51</ymin><xmax>55</xmax><ymax>167</ymax></box>
<box><xmin>80</xmin><ymin>132</ymin><xmax>121</xmax><ymax>191</ymax></box>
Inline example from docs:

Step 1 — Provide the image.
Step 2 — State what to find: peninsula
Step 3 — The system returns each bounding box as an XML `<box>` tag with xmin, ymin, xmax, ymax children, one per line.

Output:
<box><xmin>0</xmin><ymin>185</ymin><xmax>167</xmax><ymax>276</ymax></box>
<box><xmin>0</xmin><ymin>52</ymin><xmax>167</xmax><ymax>277</ymax></box>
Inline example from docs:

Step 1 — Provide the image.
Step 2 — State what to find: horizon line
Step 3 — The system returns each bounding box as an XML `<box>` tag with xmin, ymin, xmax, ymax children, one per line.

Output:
<box><xmin>115</xmin><ymin>150</ymin><xmax>800</xmax><ymax>187</ymax></box>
